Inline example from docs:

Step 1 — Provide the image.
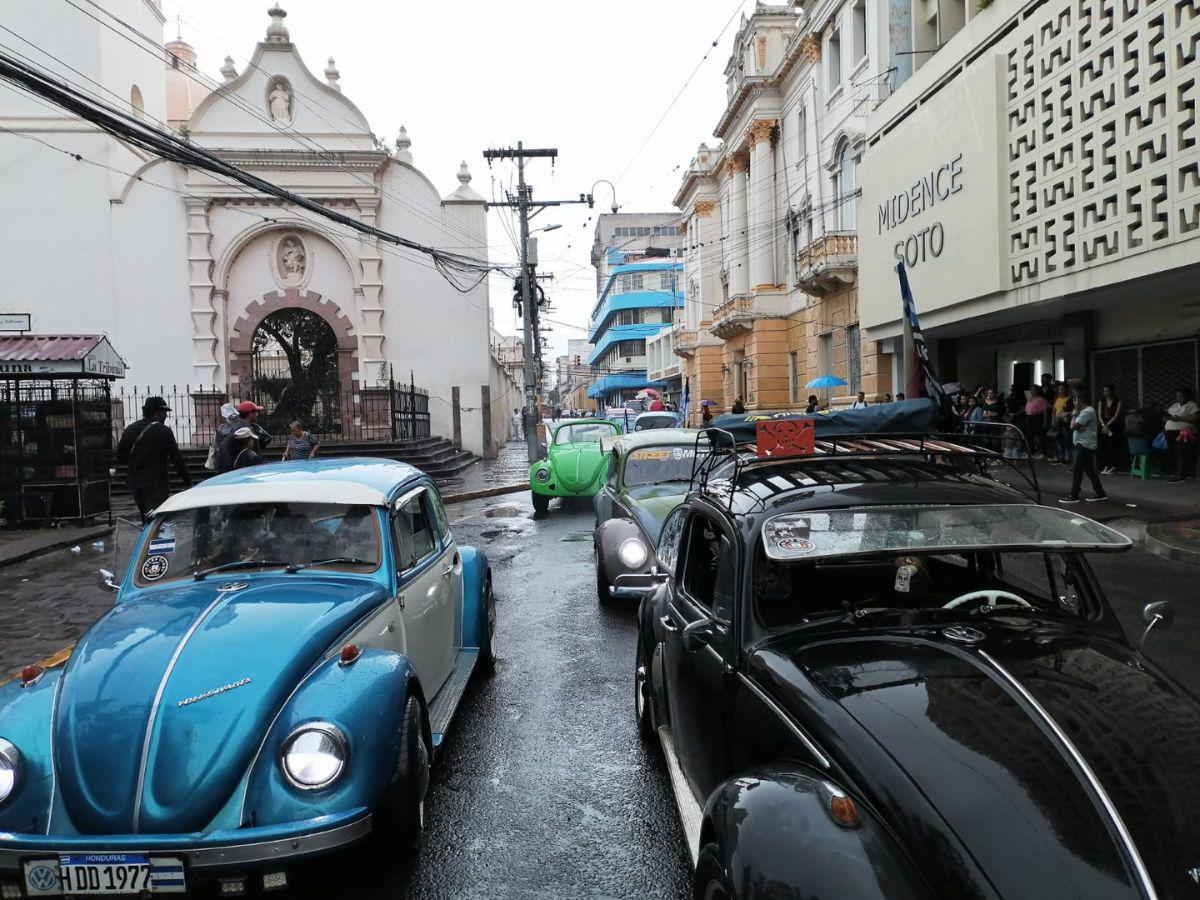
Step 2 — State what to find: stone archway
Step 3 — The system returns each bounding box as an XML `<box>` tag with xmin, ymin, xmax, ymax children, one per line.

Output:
<box><xmin>228</xmin><ymin>288</ymin><xmax>359</xmax><ymax>437</ymax></box>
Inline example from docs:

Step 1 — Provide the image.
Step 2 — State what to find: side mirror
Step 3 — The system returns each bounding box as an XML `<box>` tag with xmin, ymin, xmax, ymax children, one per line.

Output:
<box><xmin>613</xmin><ymin>570</ymin><xmax>669</xmax><ymax>592</ymax></box>
<box><xmin>1139</xmin><ymin>600</ymin><xmax>1174</xmax><ymax>651</ymax></box>
<box><xmin>98</xmin><ymin>568</ymin><xmax>118</xmax><ymax>592</ymax></box>
<box><xmin>683</xmin><ymin>617</ymin><xmax>715</xmax><ymax>654</ymax></box>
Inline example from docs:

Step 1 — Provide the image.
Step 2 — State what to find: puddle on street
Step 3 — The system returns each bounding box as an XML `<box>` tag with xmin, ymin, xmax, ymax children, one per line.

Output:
<box><xmin>485</xmin><ymin>506</ymin><xmax>521</xmax><ymax>518</ymax></box>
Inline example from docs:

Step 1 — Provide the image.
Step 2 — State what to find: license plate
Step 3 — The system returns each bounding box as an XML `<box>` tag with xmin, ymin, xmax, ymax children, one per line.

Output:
<box><xmin>22</xmin><ymin>855</ymin><xmax>186</xmax><ymax>896</ymax></box>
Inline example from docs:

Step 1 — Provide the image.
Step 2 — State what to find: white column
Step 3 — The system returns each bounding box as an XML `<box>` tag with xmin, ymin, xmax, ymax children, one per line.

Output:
<box><xmin>185</xmin><ymin>198</ymin><xmax>219</xmax><ymax>385</ymax></box>
<box><xmin>726</xmin><ymin>156</ymin><xmax>750</xmax><ymax>297</ymax></box>
<box><xmin>748</xmin><ymin>119</ymin><xmax>777</xmax><ymax>290</ymax></box>
<box><xmin>357</xmin><ymin>197</ymin><xmax>386</xmax><ymax>385</ymax></box>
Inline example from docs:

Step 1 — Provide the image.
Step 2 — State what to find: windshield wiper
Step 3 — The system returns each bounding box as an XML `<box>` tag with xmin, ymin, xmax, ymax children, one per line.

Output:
<box><xmin>193</xmin><ymin>559</ymin><xmax>291</xmax><ymax>581</ymax></box>
<box><xmin>286</xmin><ymin>557</ymin><xmax>373</xmax><ymax>573</ymax></box>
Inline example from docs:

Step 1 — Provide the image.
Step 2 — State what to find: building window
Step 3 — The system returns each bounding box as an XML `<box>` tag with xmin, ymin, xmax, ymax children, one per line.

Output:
<box><xmin>818</xmin><ymin>332</ymin><xmax>834</xmax><ymax>382</ymax></box>
<box><xmin>833</xmin><ymin>141</ymin><xmax>858</xmax><ymax>231</ymax></box>
<box><xmin>789</xmin><ymin>351</ymin><xmax>800</xmax><ymax>402</ymax></box>
<box><xmin>797</xmin><ymin>107</ymin><xmax>807</xmax><ymax>161</ymax></box>
<box><xmin>852</xmin><ymin>0</ymin><xmax>867</xmax><ymax>64</ymax></box>
<box><xmin>130</xmin><ymin>84</ymin><xmax>145</xmax><ymax>118</ymax></box>
<box><xmin>828</xmin><ymin>29</ymin><xmax>842</xmax><ymax>92</ymax></box>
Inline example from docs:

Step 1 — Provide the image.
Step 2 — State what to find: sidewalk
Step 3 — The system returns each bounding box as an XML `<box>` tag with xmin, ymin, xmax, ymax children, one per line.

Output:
<box><xmin>0</xmin><ymin>521</ymin><xmax>113</xmax><ymax>570</ymax></box>
<box><xmin>438</xmin><ymin>439</ymin><xmax>531</xmax><ymax>500</ymax></box>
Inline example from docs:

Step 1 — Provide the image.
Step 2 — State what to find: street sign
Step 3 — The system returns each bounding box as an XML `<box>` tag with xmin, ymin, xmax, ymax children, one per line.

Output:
<box><xmin>0</xmin><ymin>313</ymin><xmax>31</xmax><ymax>333</ymax></box>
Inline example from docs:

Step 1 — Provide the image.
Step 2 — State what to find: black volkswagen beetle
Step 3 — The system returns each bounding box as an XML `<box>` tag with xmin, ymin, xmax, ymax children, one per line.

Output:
<box><xmin>629</xmin><ymin>424</ymin><xmax>1198</xmax><ymax>900</ymax></box>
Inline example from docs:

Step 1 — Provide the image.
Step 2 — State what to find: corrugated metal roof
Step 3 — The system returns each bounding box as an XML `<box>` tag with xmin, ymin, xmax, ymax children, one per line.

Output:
<box><xmin>0</xmin><ymin>334</ymin><xmax>104</xmax><ymax>362</ymax></box>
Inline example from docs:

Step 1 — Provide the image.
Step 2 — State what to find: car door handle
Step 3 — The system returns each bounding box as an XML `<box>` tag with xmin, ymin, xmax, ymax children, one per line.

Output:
<box><xmin>441</xmin><ymin>565</ymin><xmax>453</xmax><ymax>579</ymax></box>
<box><xmin>660</xmin><ymin>615</ymin><xmax>679</xmax><ymax>633</ymax></box>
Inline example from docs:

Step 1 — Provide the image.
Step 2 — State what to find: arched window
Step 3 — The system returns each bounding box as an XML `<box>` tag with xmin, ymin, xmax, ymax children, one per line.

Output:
<box><xmin>833</xmin><ymin>140</ymin><xmax>858</xmax><ymax>231</ymax></box>
<box><xmin>130</xmin><ymin>84</ymin><xmax>144</xmax><ymax>118</ymax></box>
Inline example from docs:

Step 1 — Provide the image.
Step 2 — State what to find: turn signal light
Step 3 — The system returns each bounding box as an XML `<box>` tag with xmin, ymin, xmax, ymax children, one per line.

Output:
<box><xmin>338</xmin><ymin>644</ymin><xmax>361</xmax><ymax>667</ymax></box>
<box><xmin>19</xmin><ymin>665</ymin><xmax>43</xmax><ymax>688</ymax></box>
<box><xmin>819</xmin><ymin>781</ymin><xmax>860</xmax><ymax>829</ymax></box>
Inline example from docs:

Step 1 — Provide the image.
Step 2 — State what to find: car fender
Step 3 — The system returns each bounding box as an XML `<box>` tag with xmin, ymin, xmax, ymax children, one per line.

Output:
<box><xmin>529</xmin><ymin>459</ymin><xmax>554</xmax><ymax>496</ymax></box>
<box><xmin>594</xmin><ymin>517</ymin><xmax>652</xmax><ymax>578</ymax></box>
<box><xmin>458</xmin><ymin>545</ymin><xmax>491</xmax><ymax>650</ymax></box>
<box><xmin>701</xmin><ymin>767</ymin><xmax>929</xmax><ymax>900</ymax></box>
<box><xmin>0</xmin><ymin>670</ymin><xmax>64</xmax><ymax>833</ymax></box>
<box><xmin>241</xmin><ymin>648</ymin><xmax>423</xmax><ymax>827</ymax></box>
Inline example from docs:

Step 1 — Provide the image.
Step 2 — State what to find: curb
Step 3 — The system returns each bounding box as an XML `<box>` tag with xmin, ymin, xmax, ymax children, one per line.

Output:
<box><xmin>0</xmin><ymin>525</ymin><xmax>114</xmax><ymax>571</ymax></box>
<box><xmin>442</xmin><ymin>483</ymin><xmax>530</xmax><ymax>505</ymax></box>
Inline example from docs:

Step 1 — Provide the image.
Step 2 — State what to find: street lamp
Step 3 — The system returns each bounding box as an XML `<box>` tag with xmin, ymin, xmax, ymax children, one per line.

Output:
<box><xmin>531</xmin><ymin>224</ymin><xmax>562</xmax><ymax>234</ymax></box>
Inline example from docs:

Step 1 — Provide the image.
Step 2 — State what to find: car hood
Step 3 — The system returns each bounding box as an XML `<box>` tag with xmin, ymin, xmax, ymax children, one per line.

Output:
<box><xmin>623</xmin><ymin>484</ymin><xmax>688</xmax><ymax>544</ymax></box>
<box><xmin>752</xmin><ymin>624</ymin><xmax>1200</xmax><ymax>899</ymax></box>
<box><xmin>551</xmin><ymin>444</ymin><xmax>604</xmax><ymax>492</ymax></box>
<box><xmin>54</xmin><ymin>575</ymin><xmax>388</xmax><ymax>835</ymax></box>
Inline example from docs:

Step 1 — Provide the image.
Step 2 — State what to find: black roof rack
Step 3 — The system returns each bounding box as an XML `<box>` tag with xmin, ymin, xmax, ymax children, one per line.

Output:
<box><xmin>689</xmin><ymin>422</ymin><xmax>1041</xmax><ymax>512</ymax></box>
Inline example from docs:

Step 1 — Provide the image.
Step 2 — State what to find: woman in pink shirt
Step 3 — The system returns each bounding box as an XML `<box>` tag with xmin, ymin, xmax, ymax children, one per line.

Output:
<box><xmin>1023</xmin><ymin>386</ymin><xmax>1051</xmax><ymax>458</ymax></box>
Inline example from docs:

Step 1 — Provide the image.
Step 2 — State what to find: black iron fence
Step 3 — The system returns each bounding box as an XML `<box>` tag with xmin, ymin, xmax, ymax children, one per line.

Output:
<box><xmin>112</xmin><ymin>378</ymin><xmax>431</xmax><ymax>448</ymax></box>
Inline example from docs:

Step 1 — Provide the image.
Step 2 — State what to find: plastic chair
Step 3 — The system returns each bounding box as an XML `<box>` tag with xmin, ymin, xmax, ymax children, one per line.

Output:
<box><xmin>1128</xmin><ymin>436</ymin><xmax>1153</xmax><ymax>479</ymax></box>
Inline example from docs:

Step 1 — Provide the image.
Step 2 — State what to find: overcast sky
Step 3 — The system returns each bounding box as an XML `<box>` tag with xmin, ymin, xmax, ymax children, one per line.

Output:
<box><xmin>162</xmin><ymin>0</ymin><xmax>755</xmax><ymax>358</ymax></box>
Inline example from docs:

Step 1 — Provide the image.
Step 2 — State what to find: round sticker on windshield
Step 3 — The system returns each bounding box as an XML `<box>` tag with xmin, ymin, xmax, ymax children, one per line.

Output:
<box><xmin>777</xmin><ymin>538</ymin><xmax>814</xmax><ymax>554</ymax></box>
<box><xmin>142</xmin><ymin>555</ymin><xmax>169</xmax><ymax>581</ymax></box>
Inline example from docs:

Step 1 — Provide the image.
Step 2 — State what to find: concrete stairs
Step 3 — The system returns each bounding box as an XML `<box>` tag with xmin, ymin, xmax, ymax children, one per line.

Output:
<box><xmin>112</xmin><ymin>436</ymin><xmax>476</xmax><ymax>497</ymax></box>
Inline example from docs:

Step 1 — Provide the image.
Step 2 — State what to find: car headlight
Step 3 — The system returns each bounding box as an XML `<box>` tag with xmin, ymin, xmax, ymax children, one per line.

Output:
<box><xmin>535</xmin><ymin>466</ymin><xmax>550</xmax><ymax>483</ymax></box>
<box><xmin>280</xmin><ymin>723</ymin><xmax>347</xmax><ymax>790</ymax></box>
<box><xmin>0</xmin><ymin>739</ymin><xmax>21</xmax><ymax>804</ymax></box>
<box><xmin>618</xmin><ymin>538</ymin><xmax>649</xmax><ymax>569</ymax></box>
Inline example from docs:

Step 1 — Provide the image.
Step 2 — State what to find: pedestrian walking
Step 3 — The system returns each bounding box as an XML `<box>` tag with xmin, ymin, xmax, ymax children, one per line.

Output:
<box><xmin>214</xmin><ymin>401</ymin><xmax>272</xmax><ymax>473</ymax></box>
<box><xmin>116</xmin><ymin>396</ymin><xmax>192</xmax><ymax>521</ymax></box>
<box><xmin>1164</xmin><ymin>387</ymin><xmax>1199</xmax><ymax>482</ymax></box>
<box><xmin>1097</xmin><ymin>385</ymin><xmax>1124</xmax><ymax>474</ymax></box>
<box><xmin>282</xmin><ymin>420</ymin><xmax>321</xmax><ymax>460</ymax></box>
<box><xmin>230</xmin><ymin>427</ymin><xmax>265</xmax><ymax>469</ymax></box>
<box><xmin>731</xmin><ymin>397</ymin><xmax>746</xmax><ymax>414</ymax></box>
<box><xmin>851</xmin><ymin>392</ymin><xmax>869</xmax><ymax>410</ymax></box>
<box><xmin>805</xmin><ymin>394</ymin><xmax>819</xmax><ymax>414</ymax></box>
<box><xmin>1059</xmin><ymin>389</ymin><xmax>1106</xmax><ymax>504</ymax></box>
<box><xmin>702</xmin><ymin>407</ymin><xmax>714</xmax><ymax>427</ymax></box>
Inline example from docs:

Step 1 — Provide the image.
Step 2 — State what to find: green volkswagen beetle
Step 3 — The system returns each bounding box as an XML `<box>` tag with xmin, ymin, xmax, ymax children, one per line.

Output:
<box><xmin>530</xmin><ymin>419</ymin><xmax>621</xmax><ymax>513</ymax></box>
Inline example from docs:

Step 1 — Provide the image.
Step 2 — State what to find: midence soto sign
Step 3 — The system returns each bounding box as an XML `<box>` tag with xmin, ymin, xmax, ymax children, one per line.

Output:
<box><xmin>877</xmin><ymin>154</ymin><xmax>963</xmax><ymax>269</ymax></box>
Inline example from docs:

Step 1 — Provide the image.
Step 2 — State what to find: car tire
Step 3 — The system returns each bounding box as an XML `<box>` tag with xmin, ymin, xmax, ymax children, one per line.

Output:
<box><xmin>477</xmin><ymin>577</ymin><xmax>497</xmax><ymax>675</ymax></box>
<box><xmin>694</xmin><ymin>843</ymin><xmax>733</xmax><ymax>900</ymax></box>
<box><xmin>634</xmin><ymin>638</ymin><xmax>654</xmax><ymax>741</ymax></box>
<box><xmin>532</xmin><ymin>491</ymin><xmax>550</xmax><ymax>514</ymax></box>
<box><xmin>378</xmin><ymin>695</ymin><xmax>429</xmax><ymax>850</ymax></box>
<box><xmin>596</xmin><ymin>559</ymin><xmax>613</xmax><ymax>604</ymax></box>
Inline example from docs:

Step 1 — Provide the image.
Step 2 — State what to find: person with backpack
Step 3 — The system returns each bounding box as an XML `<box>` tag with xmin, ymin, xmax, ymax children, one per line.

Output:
<box><xmin>116</xmin><ymin>396</ymin><xmax>192</xmax><ymax>521</ymax></box>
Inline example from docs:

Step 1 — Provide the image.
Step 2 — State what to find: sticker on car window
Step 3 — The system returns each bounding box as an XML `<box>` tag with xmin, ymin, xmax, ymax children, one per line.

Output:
<box><xmin>141</xmin><ymin>555</ymin><xmax>169</xmax><ymax>581</ymax></box>
<box><xmin>148</xmin><ymin>538</ymin><xmax>176</xmax><ymax>554</ymax></box>
<box><xmin>776</xmin><ymin>537</ymin><xmax>814</xmax><ymax>554</ymax></box>
<box><xmin>159</xmin><ymin>521</ymin><xmax>176</xmax><ymax>539</ymax></box>
<box><xmin>637</xmin><ymin>449</ymin><xmax>672</xmax><ymax>460</ymax></box>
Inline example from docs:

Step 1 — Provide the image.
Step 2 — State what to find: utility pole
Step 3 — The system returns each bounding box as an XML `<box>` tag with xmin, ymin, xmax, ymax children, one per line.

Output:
<box><xmin>484</xmin><ymin>142</ymin><xmax>594</xmax><ymax>463</ymax></box>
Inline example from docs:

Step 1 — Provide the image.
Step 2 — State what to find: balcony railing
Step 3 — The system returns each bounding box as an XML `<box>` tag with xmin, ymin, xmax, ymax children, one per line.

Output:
<box><xmin>795</xmin><ymin>232</ymin><xmax>858</xmax><ymax>296</ymax></box>
<box><xmin>708</xmin><ymin>294</ymin><xmax>793</xmax><ymax>340</ymax></box>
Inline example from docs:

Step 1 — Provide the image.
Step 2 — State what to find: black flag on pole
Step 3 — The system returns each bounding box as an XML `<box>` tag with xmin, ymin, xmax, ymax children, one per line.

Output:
<box><xmin>897</xmin><ymin>261</ymin><xmax>958</xmax><ymax>431</ymax></box>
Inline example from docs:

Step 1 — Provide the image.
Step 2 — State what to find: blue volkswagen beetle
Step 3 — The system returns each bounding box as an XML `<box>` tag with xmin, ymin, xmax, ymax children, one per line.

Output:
<box><xmin>0</xmin><ymin>459</ymin><xmax>496</xmax><ymax>897</ymax></box>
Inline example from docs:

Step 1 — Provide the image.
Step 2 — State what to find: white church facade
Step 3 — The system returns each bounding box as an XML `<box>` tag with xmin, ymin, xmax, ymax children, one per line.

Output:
<box><xmin>0</xmin><ymin>1</ymin><xmax>505</xmax><ymax>456</ymax></box>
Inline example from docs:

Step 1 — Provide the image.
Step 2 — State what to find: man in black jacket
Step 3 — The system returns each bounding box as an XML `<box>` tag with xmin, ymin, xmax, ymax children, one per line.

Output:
<box><xmin>116</xmin><ymin>397</ymin><xmax>192</xmax><ymax>521</ymax></box>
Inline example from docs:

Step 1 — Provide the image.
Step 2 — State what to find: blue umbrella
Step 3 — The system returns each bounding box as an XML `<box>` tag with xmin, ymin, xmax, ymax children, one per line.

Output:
<box><xmin>806</xmin><ymin>375</ymin><xmax>849</xmax><ymax>389</ymax></box>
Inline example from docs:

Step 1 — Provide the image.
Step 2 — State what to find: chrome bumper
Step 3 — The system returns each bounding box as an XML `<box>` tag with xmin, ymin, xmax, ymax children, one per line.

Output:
<box><xmin>0</xmin><ymin>811</ymin><xmax>371</xmax><ymax>871</ymax></box>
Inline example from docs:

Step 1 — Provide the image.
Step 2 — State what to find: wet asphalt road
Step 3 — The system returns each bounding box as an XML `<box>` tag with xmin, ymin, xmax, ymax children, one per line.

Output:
<box><xmin>293</xmin><ymin>495</ymin><xmax>692</xmax><ymax>899</ymax></box>
<box><xmin>2</xmin><ymin>490</ymin><xmax>1200</xmax><ymax>897</ymax></box>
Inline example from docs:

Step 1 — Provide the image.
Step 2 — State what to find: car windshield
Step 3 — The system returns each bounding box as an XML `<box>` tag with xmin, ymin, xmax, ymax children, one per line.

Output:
<box><xmin>623</xmin><ymin>445</ymin><xmax>707</xmax><ymax>486</ymax></box>
<box><xmin>133</xmin><ymin>502</ymin><xmax>382</xmax><ymax>586</ymax></box>
<box><xmin>634</xmin><ymin>414</ymin><xmax>677</xmax><ymax>431</ymax></box>
<box><xmin>753</xmin><ymin>546</ymin><xmax>1098</xmax><ymax>631</ymax></box>
<box><xmin>761</xmin><ymin>504</ymin><xmax>1130</xmax><ymax>561</ymax></box>
<box><xmin>555</xmin><ymin>422</ymin><xmax>617</xmax><ymax>445</ymax></box>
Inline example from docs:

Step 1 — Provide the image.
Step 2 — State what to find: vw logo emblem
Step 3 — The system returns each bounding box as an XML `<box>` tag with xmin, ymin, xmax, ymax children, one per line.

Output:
<box><xmin>1189</xmin><ymin>865</ymin><xmax>1200</xmax><ymax>884</ymax></box>
<box><xmin>27</xmin><ymin>864</ymin><xmax>58</xmax><ymax>890</ymax></box>
<box><xmin>217</xmin><ymin>582</ymin><xmax>249</xmax><ymax>593</ymax></box>
<box><xmin>942</xmin><ymin>624</ymin><xmax>986</xmax><ymax>644</ymax></box>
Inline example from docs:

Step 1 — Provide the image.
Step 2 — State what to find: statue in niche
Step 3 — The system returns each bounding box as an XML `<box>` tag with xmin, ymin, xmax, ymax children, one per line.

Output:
<box><xmin>268</xmin><ymin>81</ymin><xmax>292</xmax><ymax>122</ymax></box>
<box><xmin>279</xmin><ymin>237</ymin><xmax>306</xmax><ymax>282</ymax></box>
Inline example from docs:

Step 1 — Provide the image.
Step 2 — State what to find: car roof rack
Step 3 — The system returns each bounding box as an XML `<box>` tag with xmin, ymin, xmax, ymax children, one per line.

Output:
<box><xmin>689</xmin><ymin>421</ymin><xmax>1041</xmax><ymax>513</ymax></box>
